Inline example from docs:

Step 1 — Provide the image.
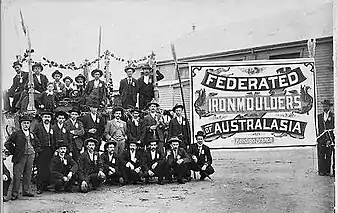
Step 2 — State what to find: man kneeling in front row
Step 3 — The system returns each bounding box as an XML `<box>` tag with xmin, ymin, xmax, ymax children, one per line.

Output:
<box><xmin>190</xmin><ymin>131</ymin><xmax>214</xmax><ymax>180</ymax></box>
<box><xmin>50</xmin><ymin>142</ymin><xmax>78</xmax><ymax>192</ymax></box>
<box><xmin>78</xmin><ymin>138</ymin><xmax>106</xmax><ymax>193</ymax></box>
<box><xmin>100</xmin><ymin>141</ymin><xmax>125</xmax><ymax>185</ymax></box>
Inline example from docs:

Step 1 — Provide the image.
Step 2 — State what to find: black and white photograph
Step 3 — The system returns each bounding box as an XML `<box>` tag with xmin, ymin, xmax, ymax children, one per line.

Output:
<box><xmin>0</xmin><ymin>0</ymin><xmax>336</xmax><ymax>212</ymax></box>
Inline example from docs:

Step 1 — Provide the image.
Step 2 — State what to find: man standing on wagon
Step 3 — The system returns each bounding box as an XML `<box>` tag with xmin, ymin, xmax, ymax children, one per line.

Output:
<box><xmin>84</xmin><ymin>69</ymin><xmax>107</xmax><ymax>107</ymax></box>
<box><xmin>119</xmin><ymin>66</ymin><xmax>138</xmax><ymax>109</ymax></box>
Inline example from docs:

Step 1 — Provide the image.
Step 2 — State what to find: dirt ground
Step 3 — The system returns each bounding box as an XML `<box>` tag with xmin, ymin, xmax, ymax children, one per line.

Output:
<box><xmin>3</xmin><ymin>147</ymin><xmax>335</xmax><ymax>213</ymax></box>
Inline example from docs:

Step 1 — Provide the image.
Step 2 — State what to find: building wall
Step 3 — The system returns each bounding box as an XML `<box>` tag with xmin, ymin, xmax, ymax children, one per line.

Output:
<box><xmin>157</xmin><ymin>37</ymin><xmax>334</xmax><ymax>117</ymax></box>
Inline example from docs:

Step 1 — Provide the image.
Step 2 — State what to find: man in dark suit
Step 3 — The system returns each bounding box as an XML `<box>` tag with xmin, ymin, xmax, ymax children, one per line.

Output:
<box><xmin>140</xmin><ymin>100</ymin><xmax>165</xmax><ymax>150</ymax></box>
<box><xmin>317</xmin><ymin>99</ymin><xmax>335</xmax><ymax>176</ymax></box>
<box><xmin>168</xmin><ymin>104</ymin><xmax>191</xmax><ymax>150</ymax></box>
<box><xmin>5</xmin><ymin>115</ymin><xmax>40</xmax><ymax>200</ymax></box>
<box><xmin>119</xmin><ymin>66</ymin><xmax>138</xmax><ymax>109</ymax></box>
<box><xmin>63</xmin><ymin>76</ymin><xmax>74</xmax><ymax>99</ymax></box>
<box><xmin>78</xmin><ymin>138</ymin><xmax>106</xmax><ymax>193</ymax></box>
<box><xmin>3</xmin><ymin>61</ymin><xmax>29</xmax><ymax>113</ymax></box>
<box><xmin>127</xmin><ymin>107</ymin><xmax>144</xmax><ymax>149</ymax></box>
<box><xmin>32</xmin><ymin>63</ymin><xmax>49</xmax><ymax>93</ymax></box>
<box><xmin>64</xmin><ymin>107</ymin><xmax>85</xmax><ymax>162</ymax></box>
<box><xmin>143</xmin><ymin>138</ymin><xmax>166</xmax><ymax>185</ymax></box>
<box><xmin>166</xmin><ymin>137</ymin><xmax>191</xmax><ymax>184</ymax></box>
<box><xmin>189</xmin><ymin>131</ymin><xmax>215</xmax><ymax>180</ymax></box>
<box><xmin>84</xmin><ymin>69</ymin><xmax>107</xmax><ymax>107</ymax></box>
<box><xmin>2</xmin><ymin>152</ymin><xmax>12</xmax><ymax>202</ymax></box>
<box><xmin>50</xmin><ymin>142</ymin><xmax>78</xmax><ymax>192</ymax></box>
<box><xmin>100</xmin><ymin>141</ymin><xmax>124</xmax><ymax>185</ymax></box>
<box><xmin>52</xmin><ymin>111</ymin><xmax>71</xmax><ymax>153</ymax></box>
<box><xmin>81</xmin><ymin>102</ymin><xmax>105</xmax><ymax>151</ymax></box>
<box><xmin>33</xmin><ymin>111</ymin><xmax>56</xmax><ymax>194</ymax></box>
<box><xmin>52</xmin><ymin>70</ymin><xmax>66</xmax><ymax>100</ymax></box>
<box><xmin>120</xmin><ymin>140</ymin><xmax>145</xmax><ymax>184</ymax></box>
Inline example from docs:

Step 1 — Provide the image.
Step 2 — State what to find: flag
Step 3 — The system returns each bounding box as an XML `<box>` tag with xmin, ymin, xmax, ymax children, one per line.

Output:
<box><xmin>20</xmin><ymin>9</ymin><xmax>27</xmax><ymax>36</ymax></box>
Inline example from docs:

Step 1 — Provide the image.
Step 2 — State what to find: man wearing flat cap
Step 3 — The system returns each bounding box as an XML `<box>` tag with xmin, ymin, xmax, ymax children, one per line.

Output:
<box><xmin>100</xmin><ymin>141</ymin><xmax>124</xmax><ymax>185</ymax></box>
<box><xmin>32</xmin><ymin>111</ymin><xmax>56</xmax><ymax>194</ymax></box>
<box><xmin>189</xmin><ymin>131</ymin><xmax>214</xmax><ymax>180</ymax></box>
<box><xmin>78</xmin><ymin>138</ymin><xmax>106</xmax><ymax>192</ymax></box>
<box><xmin>104</xmin><ymin>107</ymin><xmax>127</xmax><ymax>156</ymax></box>
<box><xmin>120</xmin><ymin>140</ymin><xmax>145</xmax><ymax>184</ymax></box>
<box><xmin>317</xmin><ymin>99</ymin><xmax>335</xmax><ymax>176</ymax></box>
<box><xmin>5</xmin><ymin>115</ymin><xmax>40</xmax><ymax>200</ymax></box>
<box><xmin>3</xmin><ymin>61</ymin><xmax>29</xmax><ymax>113</ymax></box>
<box><xmin>84</xmin><ymin>69</ymin><xmax>107</xmax><ymax>107</ymax></box>
<box><xmin>119</xmin><ymin>66</ymin><xmax>138</xmax><ymax>109</ymax></box>
<box><xmin>166</xmin><ymin>137</ymin><xmax>191</xmax><ymax>184</ymax></box>
<box><xmin>50</xmin><ymin>141</ymin><xmax>78</xmax><ymax>192</ymax></box>
<box><xmin>168</xmin><ymin>104</ymin><xmax>191</xmax><ymax>150</ymax></box>
<box><xmin>64</xmin><ymin>107</ymin><xmax>85</xmax><ymax>162</ymax></box>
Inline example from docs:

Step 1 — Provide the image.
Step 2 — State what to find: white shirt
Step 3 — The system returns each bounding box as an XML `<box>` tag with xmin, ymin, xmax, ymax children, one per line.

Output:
<box><xmin>198</xmin><ymin>145</ymin><xmax>203</xmax><ymax>155</ymax></box>
<box><xmin>22</xmin><ymin>130</ymin><xmax>30</xmax><ymax>137</ymax></box>
<box><xmin>150</xmin><ymin>113</ymin><xmax>156</xmax><ymax>119</ymax></box>
<box><xmin>57</xmin><ymin>123</ymin><xmax>63</xmax><ymax>130</ymax></box>
<box><xmin>151</xmin><ymin>150</ymin><xmax>156</xmax><ymax>160</ymax></box>
<box><xmin>324</xmin><ymin>111</ymin><xmax>330</xmax><ymax>122</ymax></box>
<box><xmin>46</xmin><ymin>91</ymin><xmax>54</xmax><ymax>96</ymax></box>
<box><xmin>108</xmin><ymin>153</ymin><xmax>114</xmax><ymax>162</ymax></box>
<box><xmin>94</xmin><ymin>80</ymin><xmax>100</xmax><ymax>88</ymax></box>
<box><xmin>143</xmin><ymin>75</ymin><xmax>150</xmax><ymax>84</ymax></box>
<box><xmin>71</xmin><ymin>119</ymin><xmax>77</xmax><ymax>127</ymax></box>
<box><xmin>36</xmin><ymin>74</ymin><xmax>41</xmax><ymax>84</ymax></box>
<box><xmin>127</xmin><ymin>78</ymin><xmax>132</xmax><ymax>84</ymax></box>
<box><xmin>130</xmin><ymin>150</ymin><xmax>136</xmax><ymax>162</ymax></box>
<box><xmin>177</xmin><ymin>116</ymin><xmax>182</xmax><ymax>125</ymax></box>
<box><xmin>133</xmin><ymin>118</ymin><xmax>139</xmax><ymax>127</ymax></box>
<box><xmin>91</xmin><ymin>113</ymin><xmax>97</xmax><ymax>122</ymax></box>
<box><xmin>44</xmin><ymin>123</ymin><xmax>51</xmax><ymax>133</ymax></box>
<box><xmin>88</xmin><ymin>151</ymin><xmax>94</xmax><ymax>161</ymax></box>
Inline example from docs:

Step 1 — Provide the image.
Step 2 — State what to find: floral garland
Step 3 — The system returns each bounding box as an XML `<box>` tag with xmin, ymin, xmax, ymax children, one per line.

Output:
<box><xmin>15</xmin><ymin>49</ymin><xmax>34</xmax><ymax>63</ymax></box>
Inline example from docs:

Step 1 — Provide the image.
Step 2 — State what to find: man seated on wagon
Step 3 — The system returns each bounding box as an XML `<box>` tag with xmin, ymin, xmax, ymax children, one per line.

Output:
<box><xmin>52</xmin><ymin>70</ymin><xmax>66</xmax><ymax>100</ymax></box>
<box><xmin>63</xmin><ymin>76</ymin><xmax>74</xmax><ymax>99</ymax></box>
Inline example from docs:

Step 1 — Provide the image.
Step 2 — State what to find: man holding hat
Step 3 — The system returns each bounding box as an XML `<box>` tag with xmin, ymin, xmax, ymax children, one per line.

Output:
<box><xmin>169</xmin><ymin>104</ymin><xmax>191</xmax><ymax>150</ymax></box>
<box><xmin>52</xmin><ymin>70</ymin><xmax>66</xmax><ymax>100</ymax></box>
<box><xmin>5</xmin><ymin>115</ymin><xmax>40</xmax><ymax>200</ymax></box>
<box><xmin>63</xmin><ymin>76</ymin><xmax>74</xmax><ymax>99</ymax></box>
<box><xmin>3</xmin><ymin>61</ymin><xmax>29</xmax><ymax>113</ymax></box>
<box><xmin>127</xmin><ymin>107</ymin><xmax>144</xmax><ymax>148</ymax></box>
<box><xmin>81</xmin><ymin>102</ymin><xmax>105</xmax><ymax>151</ymax></box>
<box><xmin>189</xmin><ymin>131</ymin><xmax>214</xmax><ymax>180</ymax></box>
<box><xmin>141</xmin><ymin>99</ymin><xmax>165</xmax><ymax>150</ymax></box>
<box><xmin>64</xmin><ymin>107</ymin><xmax>85</xmax><ymax>162</ymax></box>
<box><xmin>166</xmin><ymin>137</ymin><xmax>192</xmax><ymax>184</ymax></box>
<box><xmin>105</xmin><ymin>107</ymin><xmax>127</xmax><ymax>156</ymax></box>
<box><xmin>33</xmin><ymin>111</ymin><xmax>56</xmax><ymax>194</ymax></box>
<box><xmin>52</xmin><ymin>111</ymin><xmax>71</xmax><ymax>153</ymax></box>
<box><xmin>84</xmin><ymin>69</ymin><xmax>107</xmax><ymax>107</ymax></box>
<box><xmin>78</xmin><ymin>138</ymin><xmax>106</xmax><ymax>193</ymax></box>
<box><xmin>50</xmin><ymin>141</ymin><xmax>78</xmax><ymax>192</ymax></box>
<box><xmin>143</xmin><ymin>137</ymin><xmax>166</xmax><ymax>185</ymax></box>
<box><xmin>119</xmin><ymin>66</ymin><xmax>138</xmax><ymax>109</ymax></box>
<box><xmin>317</xmin><ymin>99</ymin><xmax>335</xmax><ymax>176</ymax></box>
<box><xmin>100</xmin><ymin>141</ymin><xmax>124</xmax><ymax>185</ymax></box>
<box><xmin>120</xmin><ymin>140</ymin><xmax>145</xmax><ymax>184</ymax></box>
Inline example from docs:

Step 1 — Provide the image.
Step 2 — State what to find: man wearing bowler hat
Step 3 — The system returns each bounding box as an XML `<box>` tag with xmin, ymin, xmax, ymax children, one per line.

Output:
<box><xmin>50</xmin><ymin>141</ymin><xmax>78</xmax><ymax>192</ymax></box>
<box><xmin>52</xmin><ymin>70</ymin><xmax>66</xmax><ymax>100</ymax></box>
<box><xmin>33</xmin><ymin>110</ymin><xmax>56</xmax><ymax>194</ymax></box>
<box><xmin>78</xmin><ymin>138</ymin><xmax>106</xmax><ymax>193</ymax></box>
<box><xmin>64</xmin><ymin>107</ymin><xmax>85</xmax><ymax>162</ymax></box>
<box><xmin>317</xmin><ymin>99</ymin><xmax>335</xmax><ymax>176</ymax></box>
<box><xmin>100</xmin><ymin>141</ymin><xmax>124</xmax><ymax>185</ymax></box>
<box><xmin>84</xmin><ymin>69</ymin><xmax>107</xmax><ymax>107</ymax></box>
<box><xmin>166</xmin><ymin>137</ymin><xmax>191</xmax><ymax>184</ymax></box>
<box><xmin>189</xmin><ymin>131</ymin><xmax>215</xmax><ymax>180</ymax></box>
<box><xmin>5</xmin><ymin>115</ymin><xmax>40</xmax><ymax>200</ymax></box>
<box><xmin>120</xmin><ymin>140</ymin><xmax>145</xmax><ymax>184</ymax></box>
<box><xmin>143</xmin><ymin>137</ymin><xmax>166</xmax><ymax>185</ymax></box>
<box><xmin>119</xmin><ymin>66</ymin><xmax>138</xmax><ymax>109</ymax></box>
<box><xmin>169</xmin><ymin>104</ymin><xmax>191</xmax><ymax>150</ymax></box>
<box><xmin>3</xmin><ymin>61</ymin><xmax>29</xmax><ymax>113</ymax></box>
<box><xmin>105</xmin><ymin>107</ymin><xmax>128</xmax><ymax>156</ymax></box>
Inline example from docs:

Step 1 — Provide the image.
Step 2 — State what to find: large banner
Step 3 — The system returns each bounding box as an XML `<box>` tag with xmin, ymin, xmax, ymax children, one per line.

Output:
<box><xmin>190</xmin><ymin>59</ymin><xmax>316</xmax><ymax>148</ymax></box>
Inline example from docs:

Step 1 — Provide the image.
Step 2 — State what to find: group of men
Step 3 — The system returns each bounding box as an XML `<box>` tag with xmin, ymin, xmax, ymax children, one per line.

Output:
<box><xmin>3</xmin><ymin>93</ymin><xmax>215</xmax><ymax>202</ymax></box>
<box><xmin>3</xmin><ymin>60</ymin><xmax>163</xmax><ymax>114</ymax></box>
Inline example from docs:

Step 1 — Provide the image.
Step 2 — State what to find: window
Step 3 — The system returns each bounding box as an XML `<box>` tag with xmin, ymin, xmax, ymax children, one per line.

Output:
<box><xmin>269</xmin><ymin>52</ymin><xmax>301</xmax><ymax>60</ymax></box>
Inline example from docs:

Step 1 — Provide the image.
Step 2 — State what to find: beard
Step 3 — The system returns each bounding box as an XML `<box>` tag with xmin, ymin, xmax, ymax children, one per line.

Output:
<box><xmin>43</xmin><ymin>120</ymin><xmax>50</xmax><ymax>124</ymax></box>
